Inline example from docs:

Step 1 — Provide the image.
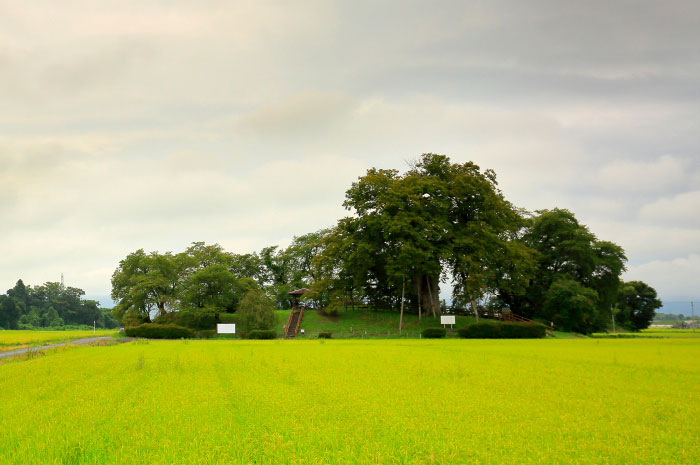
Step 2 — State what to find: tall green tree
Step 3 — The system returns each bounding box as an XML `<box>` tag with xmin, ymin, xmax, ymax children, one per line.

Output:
<box><xmin>236</xmin><ymin>290</ymin><xmax>276</xmax><ymax>337</ymax></box>
<box><xmin>0</xmin><ymin>295</ymin><xmax>20</xmax><ymax>329</ymax></box>
<box><xmin>315</xmin><ymin>154</ymin><xmax>531</xmax><ymax>318</ymax></box>
<box><xmin>111</xmin><ymin>249</ymin><xmax>181</xmax><ymax>322</ymax></box>
<box><xmin>542</xmin><ymin>278</ymin><xmax>599</xmax><ymax>333</ymax></box>
<box><xmin>616</xmin><ymin>281</ymin><xmax>662</xmax><ymax>330</ymax></box>
<box><xmin>515</xmin><ymin>209</ymin><xmax>627</xmax><ymax>331</ymax></box>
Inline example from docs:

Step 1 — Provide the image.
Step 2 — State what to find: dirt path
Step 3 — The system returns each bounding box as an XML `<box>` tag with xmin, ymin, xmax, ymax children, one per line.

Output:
<box><xmin>0</xmin><ymin>336</ymin><xmax>130</xmax><ymax>359</ymax></box>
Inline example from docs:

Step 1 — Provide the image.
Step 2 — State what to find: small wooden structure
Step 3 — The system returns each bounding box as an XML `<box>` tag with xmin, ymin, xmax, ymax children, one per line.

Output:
<box><xmin>284</xmin><ymin>288</ymin><xmax>311</xmax><ymax>339</ymax></box>
<box><xmin>288</xmin><ymin>288</ymin><xmax>311</xmax><ymax>308</ymax></box>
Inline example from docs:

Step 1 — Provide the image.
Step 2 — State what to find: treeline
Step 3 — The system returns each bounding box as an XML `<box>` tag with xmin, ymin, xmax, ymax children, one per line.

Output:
<box><xmin>110</xmin><ymin>236</ymin><xmax>324</xmax><ymax>325</ymax></box>
<box><xmin>111</xmin><ymin>153</ymin><xmax>662</xmax><ymax>333</ymax></box>
<box><xmin>0</xmin><ymin>280</ymin><xmax>119</xmax><ymax>330</ymax></box>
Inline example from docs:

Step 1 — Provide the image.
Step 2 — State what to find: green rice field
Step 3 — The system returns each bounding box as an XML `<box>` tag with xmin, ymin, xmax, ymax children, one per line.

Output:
<box><xmin>0</xmin><ymin>330</ymin><xmax>117</xmax><ymax>351</ymax></box>
<box><xmin>1</xmin><ymin>338</ymin><xmax>698</xmax><ymax>464</ymax></box>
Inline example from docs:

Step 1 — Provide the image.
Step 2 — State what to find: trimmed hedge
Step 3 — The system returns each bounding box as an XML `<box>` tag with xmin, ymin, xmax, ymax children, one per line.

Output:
<box><xmin>153</xmin><ymin>311</ymin><xmax>218</xmax><ymax>330</ymax></box>
<box><xmin>248</xmin><ymin>329</ymin><xmax>277</xmax><ymax>339</ymax></box>
<box><xmin>194</xmin><ymin>329</ymin><xmax>217</xmax><ymax>339</ymax></box>
<box><xmin>422</xmin><ymin>327</ymin><xmax>447</xmax><ymax>338</ymax></box>
<box><xmin>125</xmin><ymin>323</ymin><xmax>194</xmax><ymax>339</ymax></box>
<box><xmin>318</xmin><ymin>332</ymin><xmax>332</xmax><ymax>339</ymax></box>
<box><xmin>458</xmin><ymin>322</ymin><xmax>545</xmax><ymax>339</ymax></box>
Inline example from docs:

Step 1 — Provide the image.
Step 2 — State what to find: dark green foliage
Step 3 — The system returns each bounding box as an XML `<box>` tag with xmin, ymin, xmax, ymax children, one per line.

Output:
<box><xmin>247</xmin><ymin>329</ymin><xmax>277</xmax><ymax>339</ymax></box>
<box><xmin>508</xmin><ymin>209</ymin><xmax>626</xmax><ymax>332</ymax></box>
<box><xmin>153</xmin><ymin>310</ymin><xmax>218</xmax><ymax>330</ymax></box>
<box><xmin>218</xmin><ymin>313</ymin><xmax>237</xmax><ymax>324</ymax></box>
<box><xmin>499</xmin><ymin>322</ymin><xmax>546</xmax><ymax>338</ymax></box>
<box><xmin>314</xmin><ymin>153</ymin><xmax>528</xmax><ymax>316</ymax></box>
<box><xmin>458</xmin><ymin>322</ymin><xmax>502</xmax><ymax>338</ymax></box>
<box><xmin>194</xmin><ymin>329</ymin><xmax>217</xmax><ymax>339</ymax></box>
<box><xmin>1</xmin><ymin>279</ymin><xmax>113</xmax><ymax>329</ymax></box>
<box><xmin>318</xmin><ymin>331</ymin><xmax>333</xmax><ymax>339</ymax></box>
<box><xmin>616</xmin><ymin>281</ymin><xmax>662</xmax><ymax>330</ymax></box>
<box><xmin>458</xmin><ymin>322</ymin><xmax>545</xmax><ymax>338</ymax></box>
<box><xmin>125</xmin><ymin>323</ymin><xmax>194</xmax><ymax>339</ymax></box>
<box><xmin>237</xmin><ymin>290</ymin><xmax>276</xmax><ymax>336</ymax></box>
<box><xmin>422</xmin><ymin>327</ymin><xmax>446</xmax><ymax>338</ymax></box>
<box><xmin>0</xmin><ymin>295</ymin><xmax>20</xmax><ymax>329</ymax></box>
<box><xmin>542</xmin><ymin>278</ymin><xmax>599</xmax><ymax>333</ymax></box>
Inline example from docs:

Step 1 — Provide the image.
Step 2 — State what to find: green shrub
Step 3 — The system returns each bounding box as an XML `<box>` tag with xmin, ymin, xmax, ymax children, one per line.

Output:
<box><xmin>248</xmin><ymin>329</ymin><xmax>277</xmax><ymax>339</ymax></box>
<box><xmin>500</xmin><ymin>322</ymin><xmax>546</xmax><ymax>338</ymax></box>
<box><xmin>178</xmin><ymin>311</ymin><xmax>218</xmax><ymax>330</ymax></box>
<box><xmin>151</xmin><ymin>312</ymin><xmax>177</xmax><ymax>325</ymax></box>
<box><xmin>153</xmin><ymin>311</ymin><xmax>218</xmax><ymax>330</ymax></box>
<box><xmin>318</xmin><ymin>332</ymin><xmax>332</xmax><ymax>339</ymax></box>
<box><xmin>458</xmin><ymin>322</ymin><xmax>545</xmax><ymax>339</ymax></box>
<box><xmin>422</xmin><ymin>327</ymin><xmax>446</xmax><ymax>338</ymax></box>
<box><xmin>218</xmin><ymin>313</ymin><xmax>237</xmax><ymax>324</ymax></box>
<box><xmin>237</xmin><ymin>290</ymin><xmax>276</xmax><ymax>336</ymax></box>
<box><xmin>458</xmin><ymin>322</ymin><xmax>502</xmax><ymax>338</ymax></box>
<box><xmin>124</xmin><ymin>324</ymin><xmax>194</xmax><ymax>339</ymax></box>
<box><xmin>194</xmin><ymin>329</ymin><xmax>217</xmax><ymax>339</ymax></box>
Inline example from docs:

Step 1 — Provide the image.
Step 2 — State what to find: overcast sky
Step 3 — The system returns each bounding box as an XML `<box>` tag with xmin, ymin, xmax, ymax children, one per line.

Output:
<box><xmin>1</xmin><ymin>0</ymin><xmax>699</xmax><ymax>305</ymax></box>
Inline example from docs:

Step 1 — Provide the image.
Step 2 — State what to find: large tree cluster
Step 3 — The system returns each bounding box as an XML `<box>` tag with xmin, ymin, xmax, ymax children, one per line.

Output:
<box><xmin>310</xmin><ymin>154</ymin><xmax>658</xmax><ymax>333</ymax></box>
<box><xmin>111</xmin><ymin>236</ymin><xmax>327</xmax><ymax>324</ymax></box>
<box><xmin>0</xmin><ymin>279</ymin><xmax>116</xmax><ymax>330</ymax></box>
<box><xmin>111</xmin><ymin>154</ymin><xmax>661</xmax><ymax>333</ymax></box>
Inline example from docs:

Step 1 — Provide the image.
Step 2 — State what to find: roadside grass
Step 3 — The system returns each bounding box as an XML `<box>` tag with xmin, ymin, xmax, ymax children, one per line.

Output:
<box><xmin>0</xmin><ymin>330</ymin><xmax>117</xmax><ymax>352</ymax></box>
<box><xmin>0</xmin><ymin>338</ymin><xmax>698</xmax><ymax>464</ymax></box>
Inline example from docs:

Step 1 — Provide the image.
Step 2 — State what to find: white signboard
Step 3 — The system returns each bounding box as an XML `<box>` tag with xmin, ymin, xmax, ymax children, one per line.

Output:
<box><xmin>217</xmin><ymin>324</ymin><xmax>236</xmax><ymax>334</ymax></box>
<box><xmin>440</xmin><ymin>315</ymin><xmax>456</xmax><ymax>325</ymax></box>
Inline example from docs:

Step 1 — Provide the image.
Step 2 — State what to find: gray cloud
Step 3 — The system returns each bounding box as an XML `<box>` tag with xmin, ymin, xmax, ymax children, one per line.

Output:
<box><xmin>0</xmin><ymin>1</ymin><xmax>699</xmax><ymax>301</ymax></box>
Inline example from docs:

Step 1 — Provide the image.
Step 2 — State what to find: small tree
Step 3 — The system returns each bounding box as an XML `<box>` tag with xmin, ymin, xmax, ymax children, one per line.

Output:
<box><xmin>237</xmin><ymin>290</ymin><xmax>276</xmax><ymax>337</ymax></box>
<box><xmin>616</xmin><ymin>281</ymin><xmax>662</xmax><ymax>331</ymax></box>
<box><xmin>542</xmin><ymin>278</ymin><xmax>599</xmax><ymax>334</ymax></box>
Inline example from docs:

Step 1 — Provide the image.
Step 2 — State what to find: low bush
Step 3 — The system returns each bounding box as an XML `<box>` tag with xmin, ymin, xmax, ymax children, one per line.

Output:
<box><xmin>422</xmin><ymin>327</ymin><xmax>446</xmax><ymax>338</ymax></box>
<box><xmin>318</xmin><ymin>332</ymin><xmax>332</xmax><ymax>339</ymax></box>
<box><xmin>125</xmin><ymin>324</ymin><xmax>194</xmax><ymax>339</ymax></box>
<box><xmin>218</xmin><ymin>313</ymin><xmax>237</xmax><ymax>324</ymax></box>
<box><xmin>153</xmin><ymin>311</ymin><xmax>218</xmax><ymax>330</ymax></box>
<box><xmin>458</xmin><ymin>322</ymin><xmax>502</xmax><ymax>338</ymax></box>
<box><xmin>194</xmin><ymin>329</ymin><xmax>217</xmax><ymax>339</ymax></box>
<box><xmin>248</xmin><ymin>329</ymin><xmax>277</xmax><ymax>339</ymax></box>
<box><xmin>178</xmin><ymin>311</ymin><xmax>218</xmax><ymax>330</ymax></box>
<box><xmin>458</xmin><ymin>322</ymin><xmax>545</xmax><ymax>339</ymax></box>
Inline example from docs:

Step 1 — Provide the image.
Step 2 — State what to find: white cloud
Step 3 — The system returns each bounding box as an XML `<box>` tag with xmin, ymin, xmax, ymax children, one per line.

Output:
<box><xmin>639</xmin><ymin>190</ymin><xmax>700</xmax><ymax>229</ymax></box>
<box><xmin>1</xmin><ymin>1</ymin><xmax>700</xmax><ymax>303</ymax></box>
<box><xmin>596</xmin><ymin>155</ymin><xmax>689</xmax><ymax>194</ymax></box>
<box><xmin>624</xmin><ymin>255</ymin><xmax>700</xmax><ymax>301</ymax></box>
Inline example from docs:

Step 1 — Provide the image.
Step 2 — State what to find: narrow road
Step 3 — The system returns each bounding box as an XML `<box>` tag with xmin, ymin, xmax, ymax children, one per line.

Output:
<box><xmin>0</xmin><ymin>336</ymin><xmax>122</xmax><ymax>360</ymax></box>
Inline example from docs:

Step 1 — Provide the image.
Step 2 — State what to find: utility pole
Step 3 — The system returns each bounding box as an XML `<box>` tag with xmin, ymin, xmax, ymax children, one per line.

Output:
<box><xmin>692</xmin><ymin>301</ymin><xmax>695</xmax><ymax>333</ymax></box>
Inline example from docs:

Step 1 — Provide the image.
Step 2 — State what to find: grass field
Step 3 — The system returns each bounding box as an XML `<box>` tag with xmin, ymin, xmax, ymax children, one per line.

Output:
<box><xmin>1</xmin><ymin>338</ymin><xmax>698</xmax><ymax>464</ymax></box>
<box><xmin>273</xmin><ymin>309</ymin><xmax>478</xmax><ymax>338</ymax></box>
<box><xmin>592</xmin><ymin>328</ymin><xmax>700</xmax><ymax>339</ymax></box>
<box><xmin>0</xmin><ymin>330</ymin><xmax>117</xmax><ymax>351</ymax></box>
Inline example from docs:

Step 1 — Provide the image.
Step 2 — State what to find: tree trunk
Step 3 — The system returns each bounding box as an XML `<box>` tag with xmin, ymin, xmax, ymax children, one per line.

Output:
<box><xmin>413</xmin><ymin>273</ymin><xmax>440</xmax><ymax>318</ymax></box>
<box><xmin>418</xmin><ymin>278</ymin><xmax>422</xmax><ymax>320</ymax></box>
<box><xmin>469</xmin><ymin>294</ymin><xmax>479</xmax><ymax>322</ymax></box>
<box><xmin>399</xmin><ymin>278</ymin><xmax>405</xmax><ymax>332</ymax></box>
<box><xmin>426</xmin><ymin>276</ymin><xmax>437</xmax><ymax>318</ymax></box>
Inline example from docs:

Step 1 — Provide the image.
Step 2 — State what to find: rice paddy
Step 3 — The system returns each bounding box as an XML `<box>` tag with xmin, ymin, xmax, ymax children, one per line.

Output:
<box><xmin>1</xmin><ymin>337</ymin><xmax>698</xmax><ymax>464</ymax></box>
<box><xmin>0</xmin><ymin>330</ymin><xmax>116</xmax><ymax>352</ymax></box>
